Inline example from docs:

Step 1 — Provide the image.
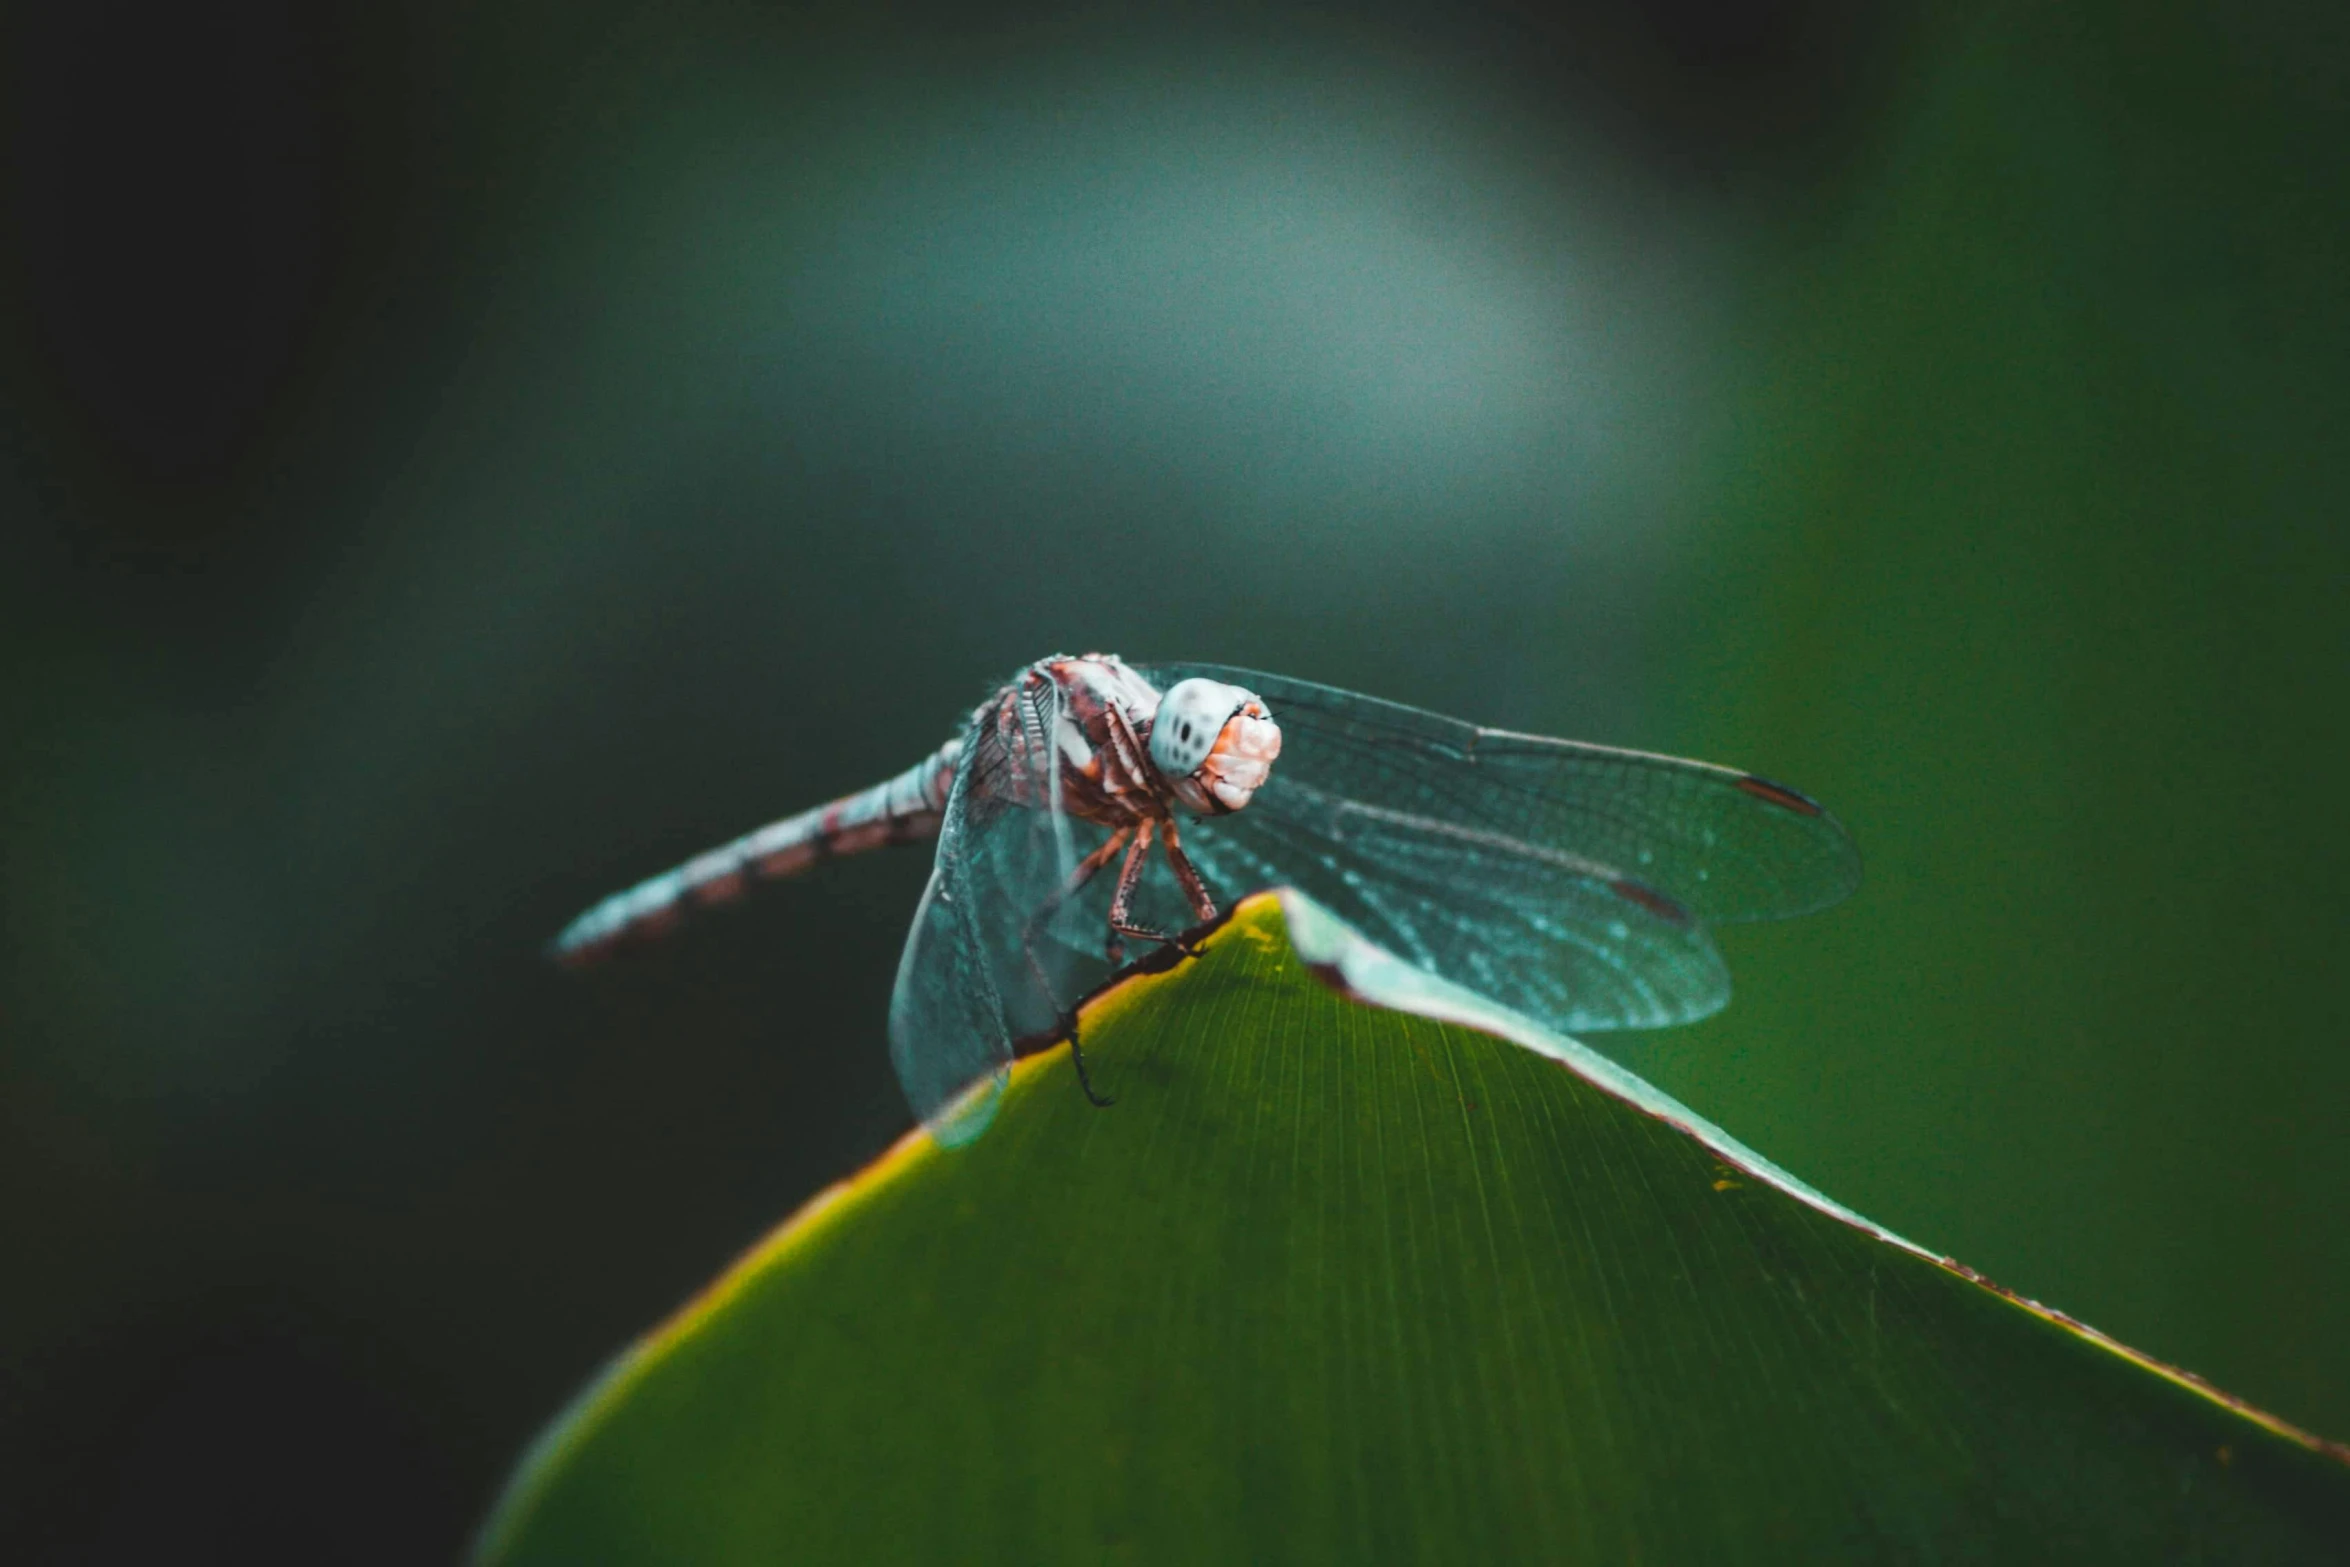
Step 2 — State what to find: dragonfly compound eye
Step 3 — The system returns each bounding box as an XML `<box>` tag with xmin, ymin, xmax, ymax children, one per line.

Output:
<box><xmin>1152</xmin><ymin>678</ymin><xmax>1281</xmax><ymax>813</ymax></box>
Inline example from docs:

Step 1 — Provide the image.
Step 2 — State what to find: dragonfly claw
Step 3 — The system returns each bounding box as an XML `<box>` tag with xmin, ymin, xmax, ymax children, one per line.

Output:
<box><xmin>1065</xmin><ymin>1015</ymin><xmax>1116</xmax><ymax>1109</ymax></box>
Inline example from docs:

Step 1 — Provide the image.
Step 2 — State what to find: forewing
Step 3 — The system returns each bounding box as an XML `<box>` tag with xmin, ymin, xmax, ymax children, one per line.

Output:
<box><xmin>1176</xmin><ymin>777</ymin><xmax>1731</xmax><ymax>1031</ymax></box>
<box><xmin>1139</xmin><ymin>663</ymin><xmax>1861</xmax><ymax>1033</ymax></box>
<box><xmin>887</xmin><ymin>855</ymin><xmax>1011</xmax><ymax>1147</ymax></box>
<box><xmin>886</xmin><ymin>747</ymin><xmax>1014</xmax><ymax>1145</ymax></box>
<box><xmin>887</xmin><ymin>703</ymin><xmax>1105</xmax><ymax>1145</ymax></box>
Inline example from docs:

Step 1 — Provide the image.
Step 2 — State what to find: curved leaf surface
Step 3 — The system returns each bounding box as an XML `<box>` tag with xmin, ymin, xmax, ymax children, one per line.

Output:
<box><xmin>480</xmin><ymin>893</ymin><xmax>2349</xmax><ymax>1563</ymax></box>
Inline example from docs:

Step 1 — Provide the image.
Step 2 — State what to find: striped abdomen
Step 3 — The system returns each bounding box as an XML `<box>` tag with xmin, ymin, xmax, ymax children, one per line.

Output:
<box><xmin>550</xmin><ymin>738</ymin><xmax>962</xmax><ymax>964</ymax></box>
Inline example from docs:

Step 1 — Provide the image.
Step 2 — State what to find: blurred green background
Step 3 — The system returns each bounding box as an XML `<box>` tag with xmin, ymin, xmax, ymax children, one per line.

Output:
<box><xmin>2</xmin><ymin>1</ymin><xmax>2343</xmax><ymax>1559</ymax></box>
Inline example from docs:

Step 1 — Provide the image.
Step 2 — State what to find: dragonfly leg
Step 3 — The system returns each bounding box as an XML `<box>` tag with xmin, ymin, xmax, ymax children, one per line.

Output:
<box><xmin>1101</xmin><ymin>820</ymin><xmax>1159</xmax><ymax>968</ymax></box>
<box><xmin>1156</xmin><ymin>818</ymin><xmax>1219</xmax><ymax>957</ymax></box>
<box><xmin>1022</xmin><ymin>823</ymin><xmax>1142</xmax><ymax>1114</ymax></box>
<box><xmin>1106</xmin><ymin>817</ymin><xmax>1205</xmax><ymax>960</ymax></box>
<box><xmin>1021</xmin><ymin>825</ymin><xmax>1132</xmax><ymax>1008</ymax></box>
<box><xmin>1064</xmin><ymin>1011</ymin><xmax>1114</xmax><ymax>1108</ymax></box>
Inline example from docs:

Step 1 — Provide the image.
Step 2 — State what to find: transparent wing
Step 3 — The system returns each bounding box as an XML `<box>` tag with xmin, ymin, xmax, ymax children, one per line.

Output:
<box><xmin>886</xmin><ymin>693</ymin><xmax>1107</xmax><ymax>1145</ymax></box>
<box><xmin>886</xmin><ymin>847</ymin><xmax>1013</xmax><ymax>1147</ymax></box>
<box><xmin>1138</xmin><ymin>663</ymin><xmax>1862</xmax><ymax>1034</ymax></box>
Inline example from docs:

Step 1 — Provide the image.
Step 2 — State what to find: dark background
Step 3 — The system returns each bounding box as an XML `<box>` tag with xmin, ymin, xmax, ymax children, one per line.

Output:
<box><xmin>4</xmin><ymin>1</ymin><xmax>2345</xmax><ymax>1559</ymax></box>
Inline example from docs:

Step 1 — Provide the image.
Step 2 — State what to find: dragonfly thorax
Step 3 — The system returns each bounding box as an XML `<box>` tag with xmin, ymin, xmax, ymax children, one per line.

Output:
<box><xmin>1014</xmin><ymin>657</ymin><xmax>1281</xmax><ymax>821</ymax></box>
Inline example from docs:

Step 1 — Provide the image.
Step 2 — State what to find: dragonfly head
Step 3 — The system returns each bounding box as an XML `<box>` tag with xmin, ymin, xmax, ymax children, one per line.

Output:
<box><xmin>1149</xmin><ymin>678</ymin><xmax>1282</xmax><ymax>814</ymax></box>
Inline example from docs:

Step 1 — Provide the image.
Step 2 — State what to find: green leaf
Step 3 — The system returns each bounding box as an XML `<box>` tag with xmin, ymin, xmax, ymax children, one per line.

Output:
<box><xmin>478</xmin><ymin>893</ymin><xmax>2350</xmax><ymax>1563</ymax></box>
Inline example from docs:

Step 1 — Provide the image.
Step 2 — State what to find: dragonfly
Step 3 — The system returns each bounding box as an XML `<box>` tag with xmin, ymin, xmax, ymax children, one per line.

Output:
<box><xmin>552</xmin><ymin>653</ymin><xmax>1860</xmax><ymax>1145</ymax></box>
